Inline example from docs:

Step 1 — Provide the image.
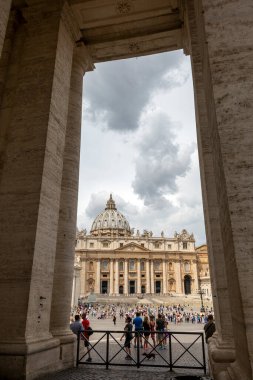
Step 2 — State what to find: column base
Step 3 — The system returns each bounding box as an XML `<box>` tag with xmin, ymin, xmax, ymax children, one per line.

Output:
<box><xmin>0</xmin><ymin>335</ymin><xmax>75</xmax><ymax>380</ymax></box>
<box><xmin>208</xmin><ymin>335</ymin><xmax>236</xmax><ymax>379</ymax></box>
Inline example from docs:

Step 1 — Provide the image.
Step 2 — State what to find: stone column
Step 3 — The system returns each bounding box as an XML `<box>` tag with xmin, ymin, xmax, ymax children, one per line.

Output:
<box><xmin>124</xmin><ymin>259</ymin><xmax>128</xmax><ymax>295</ymax></box>
<box><xmin>0</xmin><ymin>0</ymin><xmax>11</xmax><ymax>57</ymax></box>
<box><xmin>50</xmin><ymin>42</ymin><xmax>93</xmax><ymax>346</ymax></box>
<box><xmin>150</xmin><ymin>260</ymin><xmax>154</xmax><ymax>294</ymax></box>
<box><xmin>186</xmin><ymin>1</ymin><xmax>252</xmax><ymax>378</ymax></box>
<box><xmin>110</xmin><ymin>259</ymin><xmax>114</xmax><ymax>295</ymax></box>
<box><xmin>80</xmin><ymin>259</ymin><xmax>87</xmax><ymax>296</ymax></box>
<box><xmin>175</xmin><ymin>261</ymin><xmax>182</xmax><ymax>294</ymax></box>
<box><xmin>71</xmin><ymin>265</ymin><xmax>81</xmax><ymax>308</ymax></box>
<box><xmin>114</xmin><ymin>259</ymin><xmax>119</xmax><ymax>294</ymax></box>
<box><xmin>0</xmin><ymin>3</ymin><xmax>78</xmax><ymax>378</ymax></box>
<box><xmin>192</xmin><ymin>260</ymin><xmax>199</xmax><ymax>294</ymax></box>
<box><xmin>162</xmin><ymin>260</ymin><xmax>167</xmax><ymax>294</ymax></box>
<box><xmin>137</xmin><ymin>259</ymin><xmax>141</xmax><ymax>294</ymax></box>
<box><xmin>146</xmin><ymin>260</ymin><xmax>150</xmax><ymax>293</ymax></box>
<box><xmin>95</xmin><ymin>260</ymin><xmax>101</xmax><ymax>294</ymax></box>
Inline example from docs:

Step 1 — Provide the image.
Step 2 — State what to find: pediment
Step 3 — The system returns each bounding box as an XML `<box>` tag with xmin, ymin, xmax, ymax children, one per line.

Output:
<box><xmin>115</xmin><ymin>242</ymin><xmax>150</xmax><ymax>253</ymax></box>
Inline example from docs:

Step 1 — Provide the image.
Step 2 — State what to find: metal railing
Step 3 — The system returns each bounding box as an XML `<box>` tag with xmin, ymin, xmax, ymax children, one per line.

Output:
<box><xmin>76</xmin><ymin>330</ymin><xmax>206</xmax><ymax>374</ymax></box>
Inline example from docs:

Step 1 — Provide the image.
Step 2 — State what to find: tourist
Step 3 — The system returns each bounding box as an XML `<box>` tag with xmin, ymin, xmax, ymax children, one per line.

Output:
<box><xmin>82</xmin><ymin>313</ymin><xmax>92</xmax><ymax>362</ymax></box>
<box><xmin>113</xmin><ymin>314</ymin><xmax>116</xmax><ymax>325</ymax></box>
<box><xmin>133</xmin><ymin>312</ymin><xmax>143</xmax><ymax>348</ymax></box>
<box><xmin>204</xmin><ymin>314</ymin><xmax>216</xmax><ymax>343</ymax></box>
<box><xmin>143</xmin><ymin>316</ymin><xmax>151</xmax><ymax>350</ymax></box>
<box><xmin>70</xmin><ymin>314</ymin><xmax>84</xmax><ymax>335</ymax></box>
<box><xmin>120</xmin><ymin>316</ymin><xmax>133</xmax><ymax>360</ymax></box>
<box><xmin>156</xmin><ymin>313</ymin><xmax>165</xmax><ymax>349</ymax></box>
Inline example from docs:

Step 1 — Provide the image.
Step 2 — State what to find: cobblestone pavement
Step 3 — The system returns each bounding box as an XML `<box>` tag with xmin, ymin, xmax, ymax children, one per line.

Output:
<box><xmin>39</xmin><ymin>367</ymin><xmax>210</xmax><ymax>380</ymax></box>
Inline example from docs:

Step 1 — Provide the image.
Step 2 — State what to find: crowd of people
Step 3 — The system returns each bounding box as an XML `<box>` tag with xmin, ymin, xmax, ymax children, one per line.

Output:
<box><xmin>70</xmin><ymin>302</ymin><xmax>215</xmax><ymax>361</ymax></box>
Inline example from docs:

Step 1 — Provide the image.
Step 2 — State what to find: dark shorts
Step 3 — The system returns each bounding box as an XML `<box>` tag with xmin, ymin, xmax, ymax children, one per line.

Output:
<box><xmin>135</xmin><ymin>329</ymin><xmax>143</xmax><ymax>338</ymax></box>
<box><xmin>84</xmin><ymin>340</ymin><xmax>90</xmax><ymax>347</ymax></box>
<box><xmin>124</xmin><ymin>339</ymin><xmax>131</xmax><ymax>348</ymax></box>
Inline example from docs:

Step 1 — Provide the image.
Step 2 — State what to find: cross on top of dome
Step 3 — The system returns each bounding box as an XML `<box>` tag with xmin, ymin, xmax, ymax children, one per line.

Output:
<box><xmin>105</xmin><ymin>194</ymin><xmax>117</xmax><ymax>210</ymax></box>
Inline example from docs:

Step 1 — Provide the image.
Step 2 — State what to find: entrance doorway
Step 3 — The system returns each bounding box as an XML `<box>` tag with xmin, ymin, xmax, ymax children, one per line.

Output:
<box><xmin>119</xmin><ymin>285</ymin><xmax>123</xmax><ymax>294</ymax></box>
<box><xmin>101</xmin><ymin>280</ymin><xmax>108</xmax><ymax>294</ymax></box>
<box><xmin>129</xmin><ymin>280</ymin><xmax>136</xmax><ymax>294</ymax></box>
<box><xmin>184</xmin><ymin>275</ymin><xmax>191</xmax><ymax>294</ymax></box>
<box><xmin>141</xmin><ymin>285</ymin><xmax>145</xmax><ymax>294</ymax></box>
<box><xmin>155</xmin><ymin>280</ymin><xmax>161</xmax><ymax>293</ymax></box>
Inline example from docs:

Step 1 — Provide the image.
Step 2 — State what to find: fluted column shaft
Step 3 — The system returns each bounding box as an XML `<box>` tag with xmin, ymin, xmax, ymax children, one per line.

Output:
<box><xmin>137</xmin><ymin>259</ymin><xmax>141</xmax><ymax>293</ymax></box>
<box><xmin>162</xmin><ymin>260</ymin><xmax>167</xmax><ymax>294</ymax></box>
<box><xmin>114</xmin><ymin>259</ymin><xmax>119</xmax><ymax>294</ymax></box>
<box><xmin>96</xmin><ymin>260</ymin><xmax>101</xmax><ymax>294</ymax></box>
<box><xmin>175</xmin><ymin>261</ymin><xmax>182</xmax><ymax>294</ymax></box>
<box><xmin>146</xmin><ymin>260</ymin><xmax>150</xmax><ymax>293</ymax></box>
<box><xmin>124</xmin><ymin>260</ymin><xmax>128</xmax><ymax>295</ymax></box>
<box><xmin>110</xmin><ymin>260</ymin><xmax>114</xmax><ymax>295</ymax></box>
<box><xmin>150</xmin><ymin>260</ymin><xmax>154</xmax><ymax>293</ymax></box>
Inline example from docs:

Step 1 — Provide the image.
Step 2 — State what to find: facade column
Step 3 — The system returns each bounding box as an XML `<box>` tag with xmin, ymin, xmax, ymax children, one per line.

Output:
<box><xmin>95</xmin><ymin>260</ymin><xmax>101</xmax><ymax>294</ymax></box>
<box><xmin>175</xmin><ymin>261</ymin><xmax>182</xmax><ymax>294</ymax></box>
<box><xmin>0</xmin><ymin>3</ymin><xmax>79</xmax><ymax>378</ymax></box>
<box><xmin>192</xmin><ymin>260</ymin><xmax>199</xmax><ymax>294</ymax></box>
<box><xmin>114</xmin><ymin>259</ymin><xmax>119</xmax><ymax>294</ymax></box>
<box><xmin>186</xmin><ymin>1</ymin><xmax>252</xmax><ymax>378</ymax></box>
<box><xmin>146</xmin><ymin>259</ymin><xmax>150</xmax><ymax>293</ymax></box>
<box><xmin>0</xmin><ymin>0</ymin><xmax>11</xmax><ymax>57</ymax></box>
<box><xmin>80</xmin><ymin>259</ymin><xmax>86</xmax><ymax>296</ymax></box>
<box><xmin>137</xmin><ymin>259</ymin><xmax>141</xmax><ymax>294</ymax></box>
<box><xmin>162</xmin><ymin>259</ymin><xmax>167</xmax><ymax>294</ymax></box>
<box><xmin>124</xmin><ymin>259</ymin><xmax>128</xmax><ymax>295</ymax></box>
<box><xmin>110</xmin><ymin>259</ymin><xmax>114</xmax><ymax>295</ymax></box>
<box><xmin>71</xmin><ymin>265</ymin><xmax>81</xmax><ymax>308</ymax></box>
<box><xmin>150</xmin><ymin>260</ymin><xmax>154</xmax><ymax>294</ymax></box>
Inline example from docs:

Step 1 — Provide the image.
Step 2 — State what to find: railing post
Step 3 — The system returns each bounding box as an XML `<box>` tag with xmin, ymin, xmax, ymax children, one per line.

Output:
<box><xmin>137</xmin><ymin>331</ymin><xmax>140</xmax><ymax>368</ymax></box>
<box><xmin>76</xmin><ymin>332</ymin><xmax>80</xmax><ymax>367</ymax></box>
<box><xmin>168</xmin><ymin>331</ymin><xmax>173</xmax><ymax>372</ymax></box>
<box><xmin>106</xmin><ymin>331</ymin><xmax>109</xmax><ymax>370</ymax></box>
<box><xmin>201</xmin><ymin>332</ymin><xmax>207</xmax><ymax>374</ymax></box>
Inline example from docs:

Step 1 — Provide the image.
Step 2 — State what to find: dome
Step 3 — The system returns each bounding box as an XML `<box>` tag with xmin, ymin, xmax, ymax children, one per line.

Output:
<box><xmin>90</xmin><ymin>195</ymin><xmax>131</xmax><ymax>236</ymax></box>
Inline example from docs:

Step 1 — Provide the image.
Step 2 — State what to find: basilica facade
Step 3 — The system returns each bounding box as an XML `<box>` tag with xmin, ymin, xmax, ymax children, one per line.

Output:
<box><xmin>73</xmin><ymin>195</ymin><xmax>211</xmax><ymax>304</ymax></box>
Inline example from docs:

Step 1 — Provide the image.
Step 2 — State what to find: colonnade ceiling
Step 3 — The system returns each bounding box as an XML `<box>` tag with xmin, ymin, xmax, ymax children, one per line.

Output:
<box><xmin>69</xmin><ymin>0</ymin><xmax>184</xmax><ymax>62</ymax></box>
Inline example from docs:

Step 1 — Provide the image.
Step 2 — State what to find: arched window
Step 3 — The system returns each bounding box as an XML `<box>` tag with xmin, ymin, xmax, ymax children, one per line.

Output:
<box><xmin>184</xmin><ymin>275</ymin><xmax>191</xmax><ymax>294</ymax></box>
<box><xmin>140</xmin><ymin>261</ymin><xmax>145</xmax><ymax>271</ymax></box>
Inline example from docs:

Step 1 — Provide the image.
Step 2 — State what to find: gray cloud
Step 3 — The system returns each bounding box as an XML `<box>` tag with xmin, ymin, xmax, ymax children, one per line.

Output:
<box><xmin>83</xmin><ymin>51</ymin><xmax>188</xmax><ymax>132</ymax></box>
<box><xmin>132</xmin><ymin>112</ymin><xmax>195</xmax><ymax>206</ymax></box>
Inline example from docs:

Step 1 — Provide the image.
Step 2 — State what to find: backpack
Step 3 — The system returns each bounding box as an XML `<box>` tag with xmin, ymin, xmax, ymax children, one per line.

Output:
<box><xmin>87</xmin><ymin>326</ymin><xmax>93</xmax><ymax>336</ymax></box>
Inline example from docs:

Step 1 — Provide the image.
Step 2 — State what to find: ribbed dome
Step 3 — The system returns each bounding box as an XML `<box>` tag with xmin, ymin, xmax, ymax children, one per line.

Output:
<box><xmin>90</xmin><ymin>195</ymin><xmax>131</xmax><ymax>236</ymax></box>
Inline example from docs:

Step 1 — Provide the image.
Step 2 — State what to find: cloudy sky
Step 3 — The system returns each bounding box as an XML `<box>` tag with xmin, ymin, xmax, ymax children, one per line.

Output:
<box><xmin>77</xmin><ymin>49</ymin><xmax>206</xmax><ymax>245</ymax></box>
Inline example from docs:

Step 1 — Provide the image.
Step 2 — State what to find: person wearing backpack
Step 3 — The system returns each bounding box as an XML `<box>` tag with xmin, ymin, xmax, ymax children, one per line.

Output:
<box><xmin>204</xmin><ymin>314</ymin><xmax>216</xmax><ymax>343</ymax></box>
<box><xmin>82</xmin><ymin>313</ymin><xmax>92</xmax><ymax>362</ymax></box>
<box><xmin>156</xmin><ymin>313</ymin><xmax>165</xmax><ymax>349</ymax></box>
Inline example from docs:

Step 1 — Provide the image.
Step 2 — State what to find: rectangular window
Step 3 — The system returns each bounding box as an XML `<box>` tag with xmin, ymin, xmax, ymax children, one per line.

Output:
<box><xmin>102</xmin><ymin>242</ymin><xmax>109</xmax><ymax>248</ymax></box>
<box><xmin>168</xmin><ymin>244</ymin><xmax>172</xmax><ymax>249</ymax></box>
<box><xmin>141</xmin><ymin>243</ymin><xmax>144</xmax><ymax>247</ymax></box>
<box><xmin>183</xmin><ymin>242</ymin><xmax>187</xmax><ymax>249</ymax></box>
<box><xmin>120</xmin><ymin>243</ymin><xmax>123</xmax><ymax>247</ymax></box>
<box><xmin>154</xmin><ymin>243</ymin><xmax>160</xmax><ymax>249</ymax></box>
<box><xmin>90</xmin><ymin>242</ymin><xmax>94</xmax><ymax>248</ymax></box>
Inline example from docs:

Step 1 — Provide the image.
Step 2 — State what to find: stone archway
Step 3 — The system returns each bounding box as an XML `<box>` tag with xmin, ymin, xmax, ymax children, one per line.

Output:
<box><xmin>0</xmin><ymin>1</ymin><xmax>252</xmax><ymax>379</ymax></box>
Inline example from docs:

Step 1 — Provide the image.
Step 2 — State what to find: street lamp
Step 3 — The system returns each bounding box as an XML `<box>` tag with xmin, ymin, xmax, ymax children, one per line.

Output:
<box><xmin>198</xmin><ymin>288</ymin><xmax>205</xmax><ymax>312</ymax></box>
